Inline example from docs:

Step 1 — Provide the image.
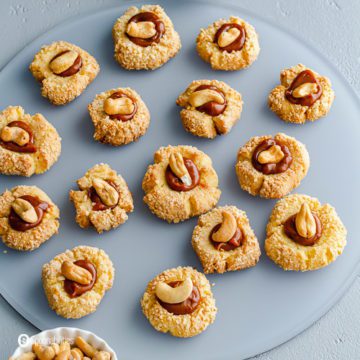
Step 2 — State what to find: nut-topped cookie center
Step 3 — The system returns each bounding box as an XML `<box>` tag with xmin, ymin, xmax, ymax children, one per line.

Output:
<box><xmin>126</xmin><ymin>12</ymin><xmax>165</xmax><ymax>47</ymax></box>
<box><xmin>49</xmin><ymin>50</ymin><xmax>82</xmax><ymax>77</ymax></box>
<box><xmin>155</xmin><ymin>277</ymin><xmax>201</xmax><ymax>315</ymax></box>
<box><xmin>190</xmin><ymin>85</ymin><xmax>227</xmax><ymax>116</ymax></box>
<box><xmin>9</xmin><ymin>195</ymin><xmax>49</xmax><ymax>232</ymax></box>
<box><xmin>89</xmin><ymin>178</ymin><xmax>119</xmax><ymax>211</ymax></box>
<box><xmin>295</xmin><ymin>203</ymin><xmax>316</xmax><ymax>238</ymax></box>
<box><xmin>1</xmin><ymin>125</ymin><xmax>28</xmax><ymax>146</ymax></box>
<box><xmin>210</xmin><ymin>211</ymin><xmax>243</xmax><ymax>251</ymax></box>
<box><xmin>285</xmin><ymin>69</ymin><xmax>322</xmax><ymax>106</ymax></box>
<box><xmin>165</xmin><ymin>152</ymin><xmax>200</xmax><ymax>192</ymax></box>
<box><xmin>31</xmin><ymin>337</ymin><xmax>112</xmax><ymax>360</ymax></box>
<box><xmin>257</xmin><ymin>145</ymin><xmax>284</xmax><ymax>164</ymax></box>
<box><xmin>104</xmin><ymin>92</ymin><xmax>137</xmax><ymax>121</ymax></box>
<box><xmin>0</xmin><ymin>121</ymin><xmax>36</xmax><ymax>153</ymax></box>
<box><xmin>218</xmin><ymin>27</ymin><xmax>241</xmax><ymax>47</ymax></box>
<box><xmin>252</xmin><ymin>138</ymin><xmax>292</xmax><ymax>175</ymax></box>
<box><xmin>169</xmin><ymin>153</ymin><xmax>192</xmax><ymax>186</ymax></box>
<box><xmin>284</xmin><ymin>203</ymin><xmax>323</xmax><ymax>246</ymax></box>
<box><xmin>127</xmin><ymin>21</ymin><xmax>157</xmax><ymax>39</ymax></box>
<box><xmin>62</xmin><ymin>259</ymin><xmax>97</xmax><ymax>298</ymax></box>
<box><xmin>214</xmin><ymin>23</ymin><xmax>246</xmax><ymax>52</ymax></box>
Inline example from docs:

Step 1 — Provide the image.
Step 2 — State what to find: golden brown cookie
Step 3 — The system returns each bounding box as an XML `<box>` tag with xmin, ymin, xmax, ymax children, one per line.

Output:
<box><xmin>0</xmin><ymin>106</ymin><xmax>61</xmax><ymax>177</ymax></box>
<box><xmin>176</xmin><ymin>79</ymin><xmax>243</xmax><ymax>139</ymax></box>
<box><xmin>268</xmin><ymin>64</ymin><xmax>335</xmax><ymax>123</ymax></box>
<box><xmin>142</xmin><ymin>145</ymin><xmax>221</xmax><ymax>223</ymax></box>
<box><xmin>88</xmin><ymin>87</ymin><xmax>150</xmax><ymax>146</ymax></box>
<box><xmin>69</xmin><ymin>163</ymin><xmax>134</xmax><ymax>233</ymax></box>
<box><xmin>0</xmin><ymin>185</ymin><xmax>60</xmax><ymax>251</ymax></box>
<box><xmin>196</xmin><ymin>16</ymin><xmax>260</xmax><ymax>71</ymax></box>
<box><xmin>29</xmin><ymin>41</ymin><xmax>100</xmax><ymax>105</ymax></box>
<box><xmin>235</xmin><ymin>133</ymin><xmax>310</xmax><ymax>199</ymax></box>
<box><xmin>42</xmin><ymin>245</ymin><xmax>114</xmax><ymax>319</ymax></box>
<box><xmin>113</xmin><ymin>5</ymin><xmax>181</xmax><ymax>70</ymax></box>
<box><xmin>265</xmin><ymin>194</ymin><xmax>347</xmax><ymax>271</ymax></box>
<box><xmin>192</xmin><ymin>206</ymin><xmax>261</xmax><ymax>274</ymax></box>
<box><xmin>141</xmin><ymin>266</ymin><xmax>217</xmax><ymax>337</ymax></box>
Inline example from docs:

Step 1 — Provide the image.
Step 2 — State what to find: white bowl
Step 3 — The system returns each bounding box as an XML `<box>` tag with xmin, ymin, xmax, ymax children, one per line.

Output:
<box><xmin>10</xmin><ymin>327</ymin><xmax>117</xmax><ymax>359</ymax></box>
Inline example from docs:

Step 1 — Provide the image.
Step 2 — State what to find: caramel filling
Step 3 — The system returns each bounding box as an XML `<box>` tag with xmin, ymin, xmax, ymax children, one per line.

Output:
<box><xmin>64</xmin><ymin>260</ymin><xmax>97</xmax><ymax>298</ymax></box>
<box><xmin>285</xmin><ymin>70</ymin><xmax>322</xmax><ymax>107</ymax></box>
<box><xmin>9</xmin><ymin>195</ymin><xmax>48</xmax><ymax>232</ymax></box>
<box><xmin>252</xmin><ymin>139</ymin><xmax>292</xmax><ymax>175</ymax></box>
<box><xmin>105</xmin><ymin>92</ymin><xmax>137</xmax><ymax>121</ymax></box>
<box><xmin>88</xmin><ymin>180</ymin><xmax>119</xmax><ymax>211</ymax></box>
<box><xmin>0</xmin><ymin>121</ymin><xmax>36</xmax><ymax>153</ymax></box>
<box><xmin>284</xmin><ymin>212</ymin><xmax>322</xmax><ymax>246</ymax></box>
<box><xmin>192</xmin><ymin>85</ymin><xmax>227</xmax><ymax>117</ymax></box>
<box><xmin>50</xmin><ymin>50</ymin><xmax>82</xmax><ymax>77</ymax></box>
<box><xmin>165</xmin><ymin>158</ymin><xmax>200</xmax><ymax>192</ymax></box>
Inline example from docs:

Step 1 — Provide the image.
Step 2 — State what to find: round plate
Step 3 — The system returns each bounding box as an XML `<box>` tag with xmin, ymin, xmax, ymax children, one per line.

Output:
<box><xmin>1</xmin><ymin>1</ymin><xmax>359</xmax><ymax>359</ymax></box>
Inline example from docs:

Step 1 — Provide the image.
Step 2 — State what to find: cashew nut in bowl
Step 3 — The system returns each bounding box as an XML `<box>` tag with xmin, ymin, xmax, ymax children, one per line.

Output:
<box><xmin>9</xmin><ymin>327</ymin><xmax>117</xmax><ymax>360</ymax></box>
<box><xmin>169</xmin><ymin>152</ymin><xmax>192</xmax><ymax>186</ymax></box>
<box><xmin>188</xmin><ymin>89</ymin><xmax>225</xmax><ymax>108</ymax></box>
<box><xmin>212</xmin><ymin>211</ymin><xmax>237</xmax><ymax>243</ymax></box>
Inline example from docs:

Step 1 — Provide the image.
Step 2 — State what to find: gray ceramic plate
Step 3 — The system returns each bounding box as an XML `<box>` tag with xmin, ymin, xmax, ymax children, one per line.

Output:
<box><xmin>1</xmin><ymin>1</ymin><xmax>360</xmax><ymax>359</ymax></box>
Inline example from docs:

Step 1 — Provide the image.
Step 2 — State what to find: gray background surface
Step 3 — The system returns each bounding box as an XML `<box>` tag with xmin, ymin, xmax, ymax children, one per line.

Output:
<box><xmin>0</xmin><ymin>0</ymin><xmax>359</xmax><ymax>359</ymax></box>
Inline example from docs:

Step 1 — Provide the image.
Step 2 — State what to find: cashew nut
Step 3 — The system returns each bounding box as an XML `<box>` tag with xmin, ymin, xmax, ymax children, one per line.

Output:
<box><xmin>59</xmin><ymin>342</ymin><xmax>71</xmax><ymax>353</ymax></box>
<box><xmin>212</xmin><ymin>211</ymin><xmax>237</xmax><ymax>243</ymax></box>
<box><xmin>169</xmin><ymin>152</ymin><xmax>192</xmax><ymax>186</ymax></box>
<box><xmin>295</xmin><ymin>203</ymin><xmax>316</xmax><ymax>238</ymax></box>
<box><xmin>93</xmin><ymin>351</ymin><xmax>111</xmax><ymax>360</ymax></box>
<box><xmin>292</xmin><ymin>82</ymin><xmax>318</xmax><ymax>98</ymax></box>
<box><xmin>126</xmin><ymin>21</ymin><xmax>156</xmax><ymax>39</ymax></box>
<box><xmin>0</xmin><ymin>126</ymin><xmax>30</xmax><ymax>146</ymax></box>
<box><xmin>14</xmin><ymin>353</ymin><xmax>36</xmax><ymax>360</ymax></box>
<box><xmin>32</xmin><ymin>343</ymin><xmax>56</xmax><ymax>360</ymax></box>
<box><xmin>55</xmin><ymin>350</ymin><xmax>70</xmax><ymax>360</ymax></box>
<box><xmin>11</xmin><ymin>198</ymin><xmax>38</xmax><ymax>224</ymax></box>
<box><xmin>257</xmin><ymin>145</ymin><xmax>284</xmax><ymax>164</ymax></box>
<box><xmin>188</xmin><ymin>89</ymin><xmax>225</xmax><ymax>108</ymax></box>
<box><xmin>16</xmin><ymin>340</ymin><xmax>109</xmax><ymax>360</ymax></box>
<box><xmin>74</xmin><ymin>337</ymin><xmax>97</xmax><ymax>358</ymax></box>
<box><xmin>218</xmin><ymin>27</ymin><xmax>241</xmax><ymax>47</ymax></box>
<box><xmin>61</xmin><ymin>261</ymin><xmax>92</xmax><ymax>285</ymax></box>
<box><xmin>92</xmin><ymin>178</ymin><xmax>119</xmax><ymax>207</ymax></box>
<box><xmin>155</xmin><ymin>277</ymin><xmax>193</xmax><ymax>304</ymax></box>
<box><xmin>104</xmin><ymin>97</ymin><xmax>134</xmax><ymax>116</ymax></box>
<box><xmin>50</xmin><ymin>343</ymin><xmax>60</xmax><ymax>356</ymax></box>
<box><xmin>50</xmin><ymin>50</ymin><xmax>78</xmax><ymax>74</ymax></box>
<box><xmin>70</xmin><ymin>348</ymin><xmax>83</xmax><ymax>360</ymax></box>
